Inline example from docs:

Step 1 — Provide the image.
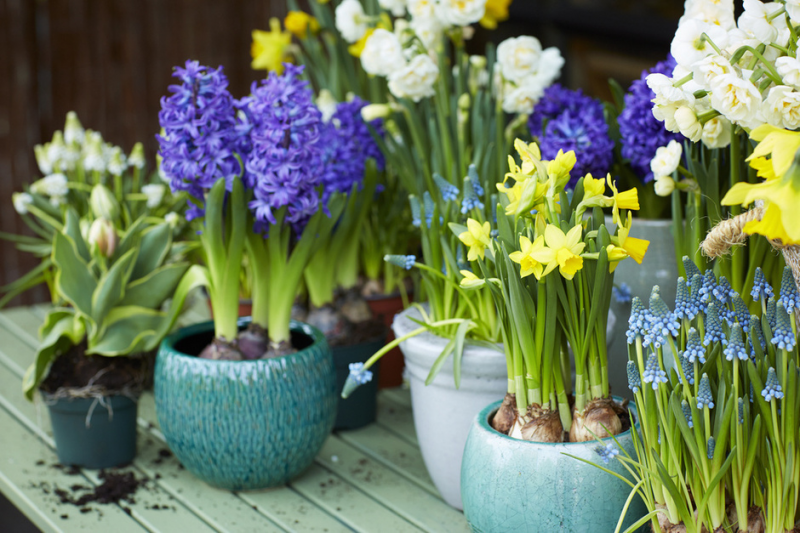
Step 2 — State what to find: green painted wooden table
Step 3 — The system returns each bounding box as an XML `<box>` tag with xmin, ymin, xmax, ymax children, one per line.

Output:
<box><xmin>0</xmin><ymin>299</ymin><xmax>470</xmax><ymax>533</ymax></box>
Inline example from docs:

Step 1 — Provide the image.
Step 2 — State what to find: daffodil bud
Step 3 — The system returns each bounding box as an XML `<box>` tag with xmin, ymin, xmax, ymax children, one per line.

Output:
<box><xmin>469</xmin><ymin>55</ymin><xmax>487</xmax><ymax>70</ymax></box>
<box><xmin>460</xmin><ymin>270</ymin><xmax>486</xmax><ymax>289</ymax></box>
<box><xmin>88</xmin><ymin>218</ymin><xmax>117</xmax><ymax>258</ymax></box>
<box><xmin>654</xmin><ymin>176</ymin><xmax>676</xmax><ymax>197</ymax></box>
<box><xmin>360</xmin><ymin>103</ymin><xmax>392</xmax><ymax>122</ymax></box>
<box><xmin>90</xmin><ymin>184</ymin><xmax>120</xmax><ymax>221</ymax></box>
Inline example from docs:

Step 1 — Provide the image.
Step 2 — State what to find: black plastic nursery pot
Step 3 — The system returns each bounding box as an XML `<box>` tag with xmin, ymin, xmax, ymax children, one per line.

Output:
<box><xmin>46</xmin><ymin>394</ymin><xmax>138</xmax><ymax>469</ymax></box>
<box><xmin>332</xmin><ymin>336</ymin><xmax>384</xmax><ymax>430</ymax></box>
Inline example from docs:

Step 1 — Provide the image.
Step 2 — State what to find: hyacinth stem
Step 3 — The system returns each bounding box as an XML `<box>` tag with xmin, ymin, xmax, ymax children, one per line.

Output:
<box><xmin>246</xmin><ymin>231</ymin><xmax>270</xmax><ymax>329</ymax></box>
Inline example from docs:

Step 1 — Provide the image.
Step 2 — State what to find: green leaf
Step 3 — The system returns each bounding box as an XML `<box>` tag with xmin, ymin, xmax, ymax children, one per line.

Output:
<box><xmin>111</xmin><ymin>216</ymin><xmax>145</xmax><ymax>263</ymax></box>
<box><xmin>425</xmin><ymin>336</ymin><xmax>457</xmax><ymax>386</ymax></box>
<box><xmin>87</xmin><ymin>306</ymin><xmax>164</xmax><ymax>356</ymax></box>
<box><xmin>452</xmin><ymin>319</ymin><xmax>472</xmax><ymax>389</ymax></box>
<box><xmin>119</xmin><ymin>262</ymin><xmax>190</xmax><ymax>309</ymax></box>
<box><xmin>64</xmin><ymin>208</ymin><xmax>90</xmax><ymax>262</ymax></box>
<box><xmin>90</xmin><ymin>248</ymin><xmax>138</xmax><ymax>332</ymax></box>
<box><xmin>131</xmin><ymin>222</ymin><xmax>172</xmax><ymax>280</ymax></box>
<box><xmin>52</xmin><ymin>231</ymin><xmax>97</xmax><ymax>317</ymax></box>
<box><xmin>23</xmin><ymin>310</ymin><xmax>85</xmax><ymax>400</ymax></box>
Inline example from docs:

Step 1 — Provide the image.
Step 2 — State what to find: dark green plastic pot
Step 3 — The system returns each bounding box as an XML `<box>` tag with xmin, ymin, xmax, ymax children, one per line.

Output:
<box><xmin>46</xmin><ymin>394</ymin><xmax>138</xmax><ymax>469</ymax></box>
<box><xmin>333</xmin><ymin>336</ymin><xmax>384</xmax><ymax>430</ymax></box>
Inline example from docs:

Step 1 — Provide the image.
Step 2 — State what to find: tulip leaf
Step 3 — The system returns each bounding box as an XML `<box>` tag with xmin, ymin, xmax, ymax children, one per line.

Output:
<box><xmin>64</xmin><ymin>208</ymin><xmax>90</xmax><ymax>262</ymax></box>
<box><xmin>111</xmin><ymin>215</ymin><xmax>146</xmax><ymax>263</ymax></box>
<box><xmin>87</xmin><ymin>305</ymin><xmax>164</xmax><ymax>356</ymax></box>
<box><xmin>91</xmin><ymin>248</ymin><xmax>138</xmax><ymax>333</ymax></box>
<box><xmin>131</xmin><ymin>223</ymin><xmax>172</xmax><ymax>280</ymax></box>
<box><xmin>52</xmin><ymin>231</ymin><xmax>97</xmax><ymax>317</ymax></box>
<box><xmin>120</xmin><ymin>262</ymin><xmax>190</xmax><ymax>309</ymax></box>
<box><xmin>23</xmin><ymin>309</ymin><xmax>84</xmax><ymax>400</ymax></box>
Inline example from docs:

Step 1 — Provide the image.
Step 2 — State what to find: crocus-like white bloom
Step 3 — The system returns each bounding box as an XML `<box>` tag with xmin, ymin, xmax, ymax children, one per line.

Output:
<box><xmin>32</xmin><ymin>173</ymin><xmax>69</xmax><ymax>198</ymax></box>
<box><xmin>683</xmin><ymin>0</ymin><xmax>735</xmax><ymax>30</ymax></box>
<box><xmin>64</xmin><ymin>111</ymin><xmax>85</xmax><ymax>145</ymax></box>
<box><xmin>128</xmin><ymin>142</ymin><xmax>146</xmax><ymax>169</ymax></box>
<box><xmin>701</xmin><ymin>116</ymin><xmax>732</xmax><ymax>149</ymax></box>
<box><xmin>33</xmin><ymin>145</ymin><xmax>52</xmax><ymax>175</ymax></box>
<box><xmin>435</xmin><ymin>0</ymin><xmax>486</xmax><ymax>27</ymax></box>
<box><xmin>316</xmin><ymin>90</ymin><xmax>338</xmax><ymax>123</ymax></box>
<box><xmin>738</xmin><ymin>0</ymin><xmax>786</xmax><ymax>45</ymax></box>
<box><xmin>12</xmin><ymin>193</ymin><xmax>33</xmax><ymax>215</ymax></box>
<box><xmin>407</xmin><ymin>0</ymin><xmax>436</xmax><ymax>19</ymax></box>
<box><xmin>709</xmin><ymin>73</ymin><xmax>762</xmax><ymax>127</ymax></box>
<box><xmin>361</xmin><ymin>103</ymin><xmax>393</xmax><ymax>122</ymax></box>
<box><xmin>671</xmin><ymin>19</ymin><xmax>729</xmax><ymax>68</ymax></box>
<box><xmin>165</xmin><ymin>212</ymin><xmax>179</xmax><ymax>227</ymax></box>
<box><xmin>497</xmin><ymin>36</ymin><xmax>543</xmax><ymax>84</ymax></box>
<box><xmin>654</xmin><ymin>176</ymin><xmax>677</xmax><ymax>197</ymax></box>
<box><xmin>362</xmin><ymin>29</ymin><xmax>406</xmax><ymax>77</ymax></box>
<box><xmin>83</xmin><ymin>141</ymin><xmax>106</xmax><ymax>173</ymax></box>
<box><xmin>142</xmin><ymin>183</ymin><xmax>166</xmax><ymax>209</ymax></box>
<box><xmin>761</xmin><ymin>85</ymin><xmax>800</xmax><ymax>130</ymax></box>
<box><xmin>410</xmin><ymin>16</ymin><xmax>443</xmax><ymax>50</ymax></box>
<box><xmin>650</xmin><ymin>140</ymin><xmax>683</xmax><ymax>179</ymax></box>
<box><xmin>379</xmin><ymin>0</ymin><xmax>406</xmax><ymax>16</ymax></box>
<box><xmin>692</xmin><ymin>54</ymin><xmax>734</xmax><ymax>91</ymax></box>
<box><xmin>674</xmin><ymin>106</ymin><xmax>703</xmax><ymax>142</ymax></box>
<box><xmin>501</xmin><ymin>79</ymin><xmax>545</xmax><ymax>114</ymax></box>
<box><xmin>388</xmin><ymin>53</ymin><xmax>439</xmax><ymax>102</ymax></box>
<box><xmin>106</xmin><ymin>147</ymin><xmax>127</xmax><ymax>176</ymax></box>
<box><xmin>335</xmin><ymin>0</ymin><xmax>368</xmax><ymax>43</ymax></box>
<box><xmin>776</xmin><ymin>55</ymin><xmax>800</xmax><ymax>89</ymax></box>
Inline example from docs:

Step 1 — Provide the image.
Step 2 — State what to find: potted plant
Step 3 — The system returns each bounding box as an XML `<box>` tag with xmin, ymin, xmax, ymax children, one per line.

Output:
<box><xmin>23</xmin><ymin>202</ymin><xmax>190</xmax><ymax>469</ymax></box>
<box><xmin>450</xmin><ymin>140</ymin><xmax>648</xmax><ymax>531</ymax></box>
<box><xmin>153</xmin><ymin>61</ymin><xmax>343</xmax><ymax>490</ymax></box>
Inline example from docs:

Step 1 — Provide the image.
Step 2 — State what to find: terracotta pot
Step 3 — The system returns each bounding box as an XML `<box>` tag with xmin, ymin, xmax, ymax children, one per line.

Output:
<box><xmin>205</xmin><ymin>297</ymin><xmax>252</xmax><ymax>319</ymax></box>
<box><xmin>365</xmin><ymin>293</ymin><xmax>409</xmax><ymax>388</ymax></box>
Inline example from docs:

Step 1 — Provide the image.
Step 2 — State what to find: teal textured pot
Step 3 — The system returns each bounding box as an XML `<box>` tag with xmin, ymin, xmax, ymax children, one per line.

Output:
<box><xmin>47</xmin><ymin>394</ymin><xmax>138</xmax><ymax>469</ymax></box>
<box><xmin>154</xmin><ymin>318</ymin><xmax>336</xmax><ymax>490</ymax></box>
<box><xmin>462</xmin><ymin>399</ymin><xmax>647</xmax><ymax>533</ymax></box>
<box><xmin>332</xmin><ymin>336</ymin><xmax>383</xmax><ymax>431</ymax></box>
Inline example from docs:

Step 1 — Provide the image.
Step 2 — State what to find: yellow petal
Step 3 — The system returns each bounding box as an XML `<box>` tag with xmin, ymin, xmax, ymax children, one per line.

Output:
<box><xmin>742</xmin><ymin>203</ymin><xmax>800</xmax><ymax>245</ymax></box>
<box><xmin>748</xmin><ymin>126</ymin><xmax>800</xmax><ymax>176</ymax></box>
<box><xmin>544</xmin><ymin>224</ymin><xmax>567</xmax><ymax>249</ymax></box>
<box><xmin>559</xmin><ymin>254</ymin><xmax>583</xmax><ymax>280</ymax></box>
<box><xmin>622</xmin><ymin>237</ymin><xmax>649</xmax><ymax>264</ymax></box>
<box><xmin>564</xmin><ymin>225</ymin><xmax>583</xmax><ymax>250</ymax></box>
<box><xmin>615</xmin><ymin>188</ymin><xmax>640</xmax><ymax>211</ymax></box>
<box><xmin>508</xmin><ymin>250</ymin><xmax>525</xmax><ymax>264</ymax></box>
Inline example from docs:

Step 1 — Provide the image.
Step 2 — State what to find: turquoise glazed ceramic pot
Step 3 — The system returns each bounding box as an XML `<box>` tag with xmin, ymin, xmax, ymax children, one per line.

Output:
<box><xmin>154</xmin><ymin>318</ymin><xmax>336</xmax><ymax>490</ymax></box>
<box><xmin>462</xmin><ymin>399</ymin><xmax>647</xmax><ymax>533</ymax></box>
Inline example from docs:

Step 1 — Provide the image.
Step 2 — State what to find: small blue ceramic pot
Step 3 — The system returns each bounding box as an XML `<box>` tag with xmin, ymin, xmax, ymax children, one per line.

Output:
<box><xmin>154</xmin><ymin>318</ymin><xmax>336</xmax><ymax>490</ymax></box>
<box><xmin>461</xmin><ymin>398</ymin><xmax>647</xmax><ymax>533</ymax></box>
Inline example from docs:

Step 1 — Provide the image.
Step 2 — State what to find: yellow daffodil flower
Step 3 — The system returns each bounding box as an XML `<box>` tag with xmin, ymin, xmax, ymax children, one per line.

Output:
<box><xmin>251</xmin><ymin>18</ymin><xmax>292</xmax><ymax>74</ymax></box>
<box><xmin>348</xmin><ymin>28</ymin><xmax>374</xmax><ymax>57</ymax></box>
<box><xmin>514</xmin><ymin>139</ymin><xmax>542</xmax><ymax>175</ymax></box>
<box><xmin>460</xmin><ymin>270</ymin><xmax>486</xmax><ymax>289</ymax></box>
<box><xmin>509</xmin><ymin>235</ymin><xmax>545</xmax><ymax>278</ymax></box>
<box><xmin>749</xmin><ymin>156</ymin><xmax>776</xmax><ymax>181</ymax></box>
<box><xmin>605</xmin><ymin>244</ymin><xmax>630</xmax><ymax>273</ymax></box>
<box><xmin>284</xmin><ymin>11</ymin><xmax>320</xmax><ymax>39</ymax></box>
<box><xmin>497</xmin><ymin>180</ymin><xmax>525</xmax><ymax>215</ymax></box>
<box><xmin>746</xmin><ymin>125</ymin><xmax>800</xmax><ymax>177</ymax></box>
<box><xmin>458</xmin><ymin>219</ymin><xmax>492</xmax><ymax>261</ymax></box>
<box><xmin>531</xmin><ymin>225</ymin><xmax>586</xmax><ymax>280</ymax></box>
<box><xmin>615</xmin><ymin>214</ymin><xmax>649</xmax><ymax>264</ymax></box>
<box><xmin>582</xmin><ymin>173</ymin><xmax>605</xmax><ymax>199</ymax></box>
<box><xmin>606</xmin><ymin>174</ymin><xmax>640</xmax><ymax>226</ymax></box>
<box><xmin>480</xmin><ymin>0</ymin><xmax>512</xmax><ymax>29</ymax></box>
<box><xmin>546</xmin><ymin>150</ymin><xmax>576</xmax><ymax>192</ymax></box>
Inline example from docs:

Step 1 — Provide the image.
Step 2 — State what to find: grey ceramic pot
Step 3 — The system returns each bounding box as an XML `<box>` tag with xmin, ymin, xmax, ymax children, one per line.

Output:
<box><xmin>154</xmin><ymin>318</ymin><xmax>336</xmax><ymax>490</ymax></box>
<box><xmin>607</xmin><ymin>217</ymin><xmax>679</xmax><ymax>400</ymax></box>
<box><xmin>461</xmin><ymin>399</ymin><xmax>647</xmax><ymax>533</ymax></box>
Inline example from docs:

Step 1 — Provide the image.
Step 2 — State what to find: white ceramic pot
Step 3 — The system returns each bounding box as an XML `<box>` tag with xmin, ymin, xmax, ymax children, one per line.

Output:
<box><xmin>393</xmin><ymin>307</ymin><xmax>507</xmax><ymax>510</ymax></box>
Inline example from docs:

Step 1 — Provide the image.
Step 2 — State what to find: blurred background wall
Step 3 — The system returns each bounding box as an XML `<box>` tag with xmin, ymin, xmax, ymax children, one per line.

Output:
<box><xmin>0</xmin><ymin>0</ymin><xmax>680</xmax><ymax>306</ymax></box>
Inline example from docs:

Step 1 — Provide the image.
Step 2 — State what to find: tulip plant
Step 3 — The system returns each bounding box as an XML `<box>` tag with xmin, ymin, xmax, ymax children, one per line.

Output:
<box><xmin>613</xmin><ymin>264</ymin><xmax>800</xmax><ymax>533</ymax></box>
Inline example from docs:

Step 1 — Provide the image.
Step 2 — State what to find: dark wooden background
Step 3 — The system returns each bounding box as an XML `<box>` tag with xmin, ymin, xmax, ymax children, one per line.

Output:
<box><xmin>0</xmin><ymin>0</ymin><xmax>678</xmax><ymax>306</ymax></box>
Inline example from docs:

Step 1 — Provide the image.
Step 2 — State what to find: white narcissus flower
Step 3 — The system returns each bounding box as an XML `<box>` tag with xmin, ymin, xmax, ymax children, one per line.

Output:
<box><xmin>410</xmin><ymin>16</ymin><xmax>443</xmax><ymax>50</ymax></box>
<box><xmin>32</xmin><ymin>173</ymin><xmax>69</xmax><ymax>198</ymax></box>
<box><xmin>388</xmin><ymin>54</ymin><xmax>439</xmax><ymax>102</ymax></box>
<box><xmin>361</xmin><ymin>30</ymin><xmax>406</xmax><ymax>77</ymax></box>
<box><xmin>497</xmin><ymin>36</ymin><xmax>543</xmax><ymax>84</ymax></box>
<box><xmin>654</xmin><ymin>176</ymin><xmax>676</xmax><ymax>197</ymax></box>
<box><xmin>12</xmin><ymin>193</ymin><xmax>33</xmax><ymax>215</ymax></box>
<box><xmin>647</xmin><ymin>73</ymin><xmax>696</xmax><ymax>131</ymax></box>
<box><xmin>379</xmin><ymin>0</ymin><xmax>406</xmax><ymax>17</ymax></box>
<box><xmin>787</xmin><ymin>0</ymin><xmax>800</xmax><ymax>23</ymax></box>
<box><xmin>650</xmin><ymin>140</ymin><xmax>683</xmax><ymax>179</ymax></box>
<box><xmin>671</xmin><ymin>63</ymin><xmax>703</xmax><ymax>94</ymax></box>
<box><xmin>435</xmin><ymin>0</ymin><xmax>486</xmax><ymax>27</ymax></box>
<box><xmin>701</xmin><ymin>116</ymin><xmax>732</xmax><ymax>149</ymax></box>
<box><xmin>530</xmin><ymin>47</ymin><xmax>563</xmax><ymax>88</ymax></box>
<box><xmin>674</xmin><ymin>106</ymin><xmax>703</xmax><ymax>142</ymax></box>
<box><xmin>737</xmin><ymin>0</ymin><xmax>786</xmax><ymax>45</ymax></box>
<box><xmin>335</xmin><ymin>0</ymin><xmax>368</xmax><ymax>43</ymax></box>
<box><xmin>761</xmin><ymin>85</ymin><xmax>800</xmax><ymax>130</ymax></box>
<box><xmin>683</xmin><ymin>0</ymin><xmax>736</xmax><ymax>30</ymax></box>
<box><xmin>776</xmin><ymin>55</ymin><xmax>800</xmax><ymax>89</ymax></box>
<box><xmin>407</xmin><ymin>0</ymin><xmax>435</xmax><ymax>19</ymax></box>
<box><xmin>501</xmin><ymin>79</ymin><xmax>545</xmax><ymax>114</ymax></box>
<box><xmin>709</xmin><ymin>73</ymin><xmax>762</xmax><ymax>127</ymax></box>
<box><xmin>670</xmin><ymin>19</ymin><xmax>729</xmax><ymax>68</ymax></box>
<box><xmin>142</xmin><ymin>183</ymin><xmax>166</xmax><ymax>209</ymax></box>
<box><xmin>691</xmin><ymin>54</ymin><xmax>734</xmax><ymax>91</ymax></box>
<box><xmin>361</xmin><ymin>103</ymin><xmax>393</xmax><ymax>122</ymax></box>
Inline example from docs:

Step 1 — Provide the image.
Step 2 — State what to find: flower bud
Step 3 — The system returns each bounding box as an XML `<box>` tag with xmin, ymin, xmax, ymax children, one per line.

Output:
<box><xmin>64</xmin><ymin>111</ymin><xmax>85</xmax><ymax>145</ymax></box>
<box><xmin>654</xmin><ymin>176</ymin><xmax>676</xmax><ymax>197</ymax></box>
<box><xmin>458</xmin><ymin>93</ymin><xmax>471</xmax><ymax>111</ymax></box>
<box><xmin>142</xmin><ymin>183</ymin><xmax>166</xmax><ymax>209</ymax></box>
<box><xmin>128</xmin><ymin>142</ymin><xmax>145</xmax><ymax>169</ymax></box>
<box><xmin>165</xmin><ymin>212</ymin><xmax>180</xmax><ymax>227</ymax></box>
<box><xmin>674</xmin><ymin>106</ymin><xmax>702</xmax><ymax>142</ymax></box>
<box><xmin>88</xmin><ymin>218</ymin><xmax>117</xmax><ymax>258</ymax></box>
<box><xmin>360</xmin><ymin>103</ymin><xmax>392</xmax><ymax>122</ymax></box>
<box><xmin>90</xmin><ymin>184</ymin><xmax>120</xmax><ymax>221</ymax></box>
<box><xmin>12</xmin><ymin>193</ymin><xmax>33</xmax><ymax>215</ymax></box>
<box><xmin>469</xmin><ymin>55</ymin><xmax>487</xmax><ymax>70</ymax></box>
<box><xmin>34</xmin><ymin>145</ymin><xmax>53</xmax><ymax>175</ymax></box>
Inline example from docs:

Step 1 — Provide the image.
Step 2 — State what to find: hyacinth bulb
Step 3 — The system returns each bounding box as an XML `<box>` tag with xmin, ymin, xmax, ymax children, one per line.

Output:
<box><xmin>238</xmin><ymin>323</ymin><xmax>268</xmax><ymax>360</ymax></box>
<box><xmin>513</xmin><ymin>404</ymin><xmax>564</xmax><ymax>443</ymax></box>
<box><xmin>491</xmin><ymin>393</ymin><xmax>516</xmax><ymax>435</ymax></box>
<box><xmin>569</xmin><ymin>397</ymin><xmax>622</xmax><ymax>442</ymax></box>
<box><xmin>88</xmin><ymin>218</ymin><xmax>117</xmax><ymax>258</ymax></box>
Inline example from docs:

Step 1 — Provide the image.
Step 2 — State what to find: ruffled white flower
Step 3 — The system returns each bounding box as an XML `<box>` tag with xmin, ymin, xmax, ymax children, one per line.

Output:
<box><xmin>761</xmin><ymin>85</ymin><xmax>800</xmax><ymax>130</ymax></box>
<box><xmin>682</xmin><ymin>0</ymin><xmax>736</xmax><ymax>30</ymax></box>
<box><xmin>691</xmin><ymin>54</ymin><xmax>734</xmax><ymax>91</ymax></box>
<box><xmin>379</xmin><ymin>0</ymin><xmax>406</xmax><ymax>16</ymax></box>
<box><xmin>701</xmin><ymin>116</ymin><xmax>732</xmax><ymax>149</ymax></box>
<box><xmin>361</xmin><ymin>29</ymin><xmax>406</xmax><ymax>77</ymax></box>
<box><xmin>671</xmin><ymin>63</ymin><xmax>703</xmax><ymax>94</ymax></box>
<box><xmin>142</xmin><ymin>183</ymin><xmax>166</xmax><ymax>209</ymax></box>
<box><xmin>335</xmin><ymin>0</ymin><xmax>368</xmax><ymax>43</ymax></box>
<box><xmin>737</xmin><ymin>0</ymin><xmax>786</xmax><ymax>45</ymax></box>
<box><xmin>671</xmin><ymin>19</ymin><xmax>729</xmax><ymax>68</ymax></box>
<box><xmin>497</xmin><ymin>36</ymin><xmax>543</xmax><ymax>84</ymax></box>
<box><xmin>12</xmin><ymin>193</ymin><xmax>33</xmax><ymax>215</ymax></box>
<box><xmin>410</xmin><ymin>16</ymin><xmax>443</xmax><ymax>50</ymax></box>
<box><xmin>388</xmin><ymin>53</ymin><xmax>439</xmax><ymax>101</ymax></box>
<box><xmin>435</xmin><ymin>0</ymin><xmax>486</xmax><ymax>27</ymax></box>
<box><xmin>316</xmin><ymin>89</ymin><xmax>338</xmax><ymax>123</ymax></box>
<box><xmin>776</xmin><ymin>55</ymin><xmax>800</xmax><ymax>89</ymax></box>
<box><xmin>654</xmin><ymin>176</ymin><xmax>676</xmax><ymax>197</ymax></box>
<box><xmin>501</xmin><ymin>79</ymin><xmax>545</xmax><ymax>114</ymax></box>
<box><xmin>787</xmin><ymin>0</ymin><xmax>800</xmax><ymax>24</ymax></box>
<box><xmin>648</xmin><ymin>74</ymin><xmax>696</xmax><ymax>131</ymax></box>
<box><xmin>650</xmin><ymin>140</ymin><xmax>683</xmax><ymax>179</ymax></box>
<box><xmin>32</xmin><ymin>173</ymin><xmax>69</xmax><ymax>198</ymax></box>
<box><xmin>407</xmin><ymin>0</ymin><xmax>436</xmax><ymax>19</ymax></box>
<box><xmin>675</xmin><ymin>106</ymin><xmax>703</xmax><ymax>142</ymax></box>
<box><xmin>530</xmin><ymin>47</ymin><xmax>563</xmax><ymax>88</ymax></box>
<box><xmin>709</xmin><ymin>73</ymin><xmax>762</xmax><ymax>127</ymax></box>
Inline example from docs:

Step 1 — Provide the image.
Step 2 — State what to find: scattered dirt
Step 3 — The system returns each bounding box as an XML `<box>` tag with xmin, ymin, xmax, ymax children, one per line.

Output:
<box><xmin>152</xmin><ymin>448</ymin><xmax>172</xmax><ymax>465</ymax></box>
<box><xmin>40</xmin><ymin>342</ymin><xmax>147</xmax><ymax>394</ymax></box>
<box><xmin>54</xmin><ymin>470</ymin><xmax>141</xmax><ymax>507</ymax></box>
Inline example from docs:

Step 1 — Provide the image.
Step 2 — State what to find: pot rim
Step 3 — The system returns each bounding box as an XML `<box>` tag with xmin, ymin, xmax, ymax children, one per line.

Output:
<box><xmin>475</xmin><ymin>396</ymin><xmax>639</xmax><ymax>448</ymax></box>
<box><xmin>393</xmin><ymin>305</ymin><xmax>505</xmax><ymax>354</ymax></box>
<box><xmin>160</xmin><ymin>316</ymin><xmax>327</xmax><ymax>363</ymax></box>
